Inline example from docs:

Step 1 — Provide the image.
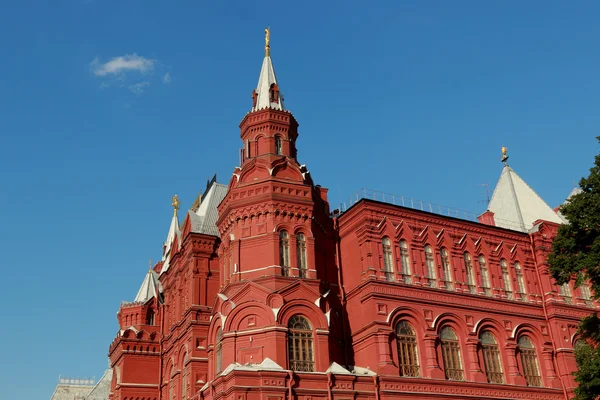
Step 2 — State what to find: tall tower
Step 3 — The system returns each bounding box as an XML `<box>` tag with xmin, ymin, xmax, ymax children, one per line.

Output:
<box><xmin>216</xmin><ymin>28</ymin><xmax>336</xmax><ymax>287</ymax></box>
<box><xmin>209</xmin><ymin>29</ymin><xmax>342</xmax><ymax>379</ymax></box>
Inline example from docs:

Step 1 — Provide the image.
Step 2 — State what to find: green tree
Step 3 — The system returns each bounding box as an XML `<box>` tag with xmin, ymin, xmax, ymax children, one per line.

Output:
<box><xmin>549</xmin><ymin>136</ymin><xmax>600</xmax><ymax>400</ymax></box>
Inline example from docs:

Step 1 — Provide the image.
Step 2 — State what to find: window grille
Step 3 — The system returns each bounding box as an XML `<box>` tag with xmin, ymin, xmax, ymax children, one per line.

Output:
<box><xmin>441</xmin><ymin>248</ymin><xmax>453</xmax><ymax>290</ymax></box>
<box><xmin>440</xmin><ymin>327</ymin><xmax>464</xmax><ymax>380</ymax></box>
<box><xmin>297</xmin><ymin>233</ymin><xmax>307</xmax><ymax>278</ymax></box>
<box><xmin>464</xmin><ymin>253</ymin><xmax>476</xmax><ymax>294</ymax></box>
<box><xmin>288</xmin><ymin>315</ymin><xmax>315</xmax><ymax>372</ymax></box>
<box><xmin>518</xmin><ymin>336</ymin><xmax>542</xmax><ymax>387</ymax></box>
<box><xmin>559</xmin><ymin>283</ymin><xmax>573</xmax><ymax>305</ymax></box>
<box><xmin>280</xmin><ymin>231</ymin><xmax>290</xmax><ymax>276</ymax></box>
<box><xmin>382</xmin><ymin>237</ymin><xmax>394</xmax><ymax>282</ymax></box>
<box><xmin>515</xmin><ymin>262</ymin><xmax>527</xmax><ymax>301</ymax></box>
<box><xmin>500</xmin><ymin>259</ymin><xmax>513</xmax><ymax>300</ymax></box>
<box><xmin>479</xmin><ymin>255</ymin><xmax>491</xmax><ymax>296</ymax></box>
<box><xmin>480</xmin><ymin>331</ymin><xmax>504</xmax><ymax>384</ymax></box>
<box><xmin>400</xmin><ymin>240</ymin><xmax>412</xmax><ymax>284</ymax></box>
<box><xmin>425</xmin><ymin>245</ymin><xmax>437</xmax><ymax>288</ymax></box>
<box><xmin>396</xmin><ymin>321</ymin><xmax>420</xmax><ymax>377</ymax></box>
<box><xmin>275</xmin><ymin>136</ymin><xmax>282</xmax><ymax>155</ymax></box>
<box><xmin>580</xmin><ymin>283</ymin><xmax>593</xmax><ymax>307</ymax></box>
<box><xmin>215</xmin><ymin>328</ymin><xmax>223</xmax><ymax>374</ymax></box>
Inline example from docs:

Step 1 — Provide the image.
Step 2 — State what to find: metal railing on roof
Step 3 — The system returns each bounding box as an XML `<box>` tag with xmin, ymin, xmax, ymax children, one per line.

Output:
<box><xmin>336</xmin><ymin>188</ymin><xmax>528</xmax><ymax>232</ymax></box>
<box><xmin>338</xmin><ymin>188</ymin><xmax>479</xmax><ymax>222</ymax></box>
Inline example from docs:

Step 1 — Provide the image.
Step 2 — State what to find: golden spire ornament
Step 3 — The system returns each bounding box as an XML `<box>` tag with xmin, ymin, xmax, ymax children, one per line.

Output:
<box><xmin>501</xmin><ymin>146</ymin><xmax>509</xmax><ymax>164</ymax></box>
<box><xmin>265</xmin><ymin>27</ymin><xmax>271</xmax><ymax>57</ymax></box>
<box><xmin>171</xmin><ymin>194</ymin><xmax>180</xmax><ymax>216</ymax></box>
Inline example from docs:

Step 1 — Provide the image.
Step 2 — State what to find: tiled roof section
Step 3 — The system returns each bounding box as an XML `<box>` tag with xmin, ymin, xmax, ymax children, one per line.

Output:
<box><xmin>190</xmin><ymin>182</ymin><xmax>228</xmax><ymax>237</ymax></box>
<box><xmin>50</xmin><ymin>381</ymin><xmax>94</xmax><ymax>400</ymax></box>
<box><xmin>85</xmin><ymin>369</ymin><xmax>112</xmax><ymax>400</ymax></box>
<box><xmin>134</xmin><ymin>269</ymin><xmax>161</xmax><ymax>303</ymax></box>
<box><xmin>253</xmin><ymin>54</ymin><xmax>284</xmax><ymax>111</ymax></box>
<box><xmin>488</xmin><ymin>165</ymin><xmax>565</xmax><ymax>232</ymax></box>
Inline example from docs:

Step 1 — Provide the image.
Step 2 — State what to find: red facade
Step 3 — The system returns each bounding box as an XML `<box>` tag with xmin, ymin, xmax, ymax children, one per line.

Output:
<box><xmin>107</xmin><ymin>41</ymin><xmax>595</xmax><ymax>400</ymax></box>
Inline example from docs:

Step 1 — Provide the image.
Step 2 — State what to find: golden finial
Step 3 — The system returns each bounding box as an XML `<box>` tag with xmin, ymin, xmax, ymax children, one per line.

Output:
<box><xmin>501</xmin><ymin>146</ymin><xmax>509</xmax><ymax>164</ymax></box>
<box><xmin>171</xmin><ymin>194</ymin><xmax>180</xmax><ymax>216</ymax></box>
<box><xmin>265</xmin><ymin>27</ymin><xmax>271</xmax><ymax>57</ymax></box>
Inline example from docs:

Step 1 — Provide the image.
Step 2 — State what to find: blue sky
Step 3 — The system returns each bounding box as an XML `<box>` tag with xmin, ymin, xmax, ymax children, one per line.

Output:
<box><xmin>1</xmin><ymin>1</ymin><xmax>599</xmax><ymax>397</ymax></box>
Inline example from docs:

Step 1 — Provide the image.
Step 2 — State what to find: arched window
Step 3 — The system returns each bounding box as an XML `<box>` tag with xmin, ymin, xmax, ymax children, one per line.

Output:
<box><xmin>169</xmin><ymin>364</ymin><xmax>175</xmax><ymax>400</ymax></box>
<box><xmin>399</xmin><ymin>240</ymin><xmax>412</xmax><ymax>284</ymax></box>
<box><xmin>515</xmin><ymin>262</ymin><xmax>527</xmax><ymax>301</ymax></box>
<box><xmin>146</xmin><ymin>308</ymin><xmax>155</xmax><ymax>325</ymax></box>
<box><xmin>518</xmin><ymin>336</ymin><xmax>542</xmax><ymax>387</ymax></box>
<box><xmin>215</xmin><ymin>328</ymin><xmax>223</xmax><ymax>374</ymax></box>
<box><xmin>275</xmin><ymin>136</ymin><xmax>282</xmax><ymax>155</ymax></box>
<box><xmin>382</xmin><ymin>237</ymin><xmax>394</xmax><ymax>281</ymax></box>
<box><xmin>280</xmin><ymin>231</ymin><xmax>290</xmax><ymax>276</ymax></box>
<box><xmin>182</xmin><ymin>353</ymin><xmax>188</xmax><ymax>400</ymax></box>
<box><xmin>441</xmin><ymin>248</ymin><xmax>453</xmax><ymax>290</ymax></box>
<box><xmin>288</xmin><ymin>315</ymin><xmax>315</xmax><ymax>372</ymax></box>
<box><xmin>396</xmin><ymin>321</ymin><xmax>420</xmax><ymax>377</ymax></box>
<box><xmin>425</xmin><ymin>245</ymin><xmax>437</xmax><ymax>288</ymax></box>
<box><xmin>580</xmin><ymin>282</ymin><xmax>593</xmax><ymax>307</ymax></box>
<box><xmin>440</xmin><ymin>327</ymin><xmax>463</xmax><ymax>380</ymax></box>
<box><xmin>246</xmin><ymin>138</ymin><xmax>251</xmax><ymax>158</ymax></box>
<box><xmin>500</xmin><ymin>259</ymin><xmax>513</xmax><ymax>300</ymax></box>
<box><xmin>480</xmin><ymin>331</ymin><xmax>503</xmax><ymax>384</ymax></box>
<box><xmin>297</xmin><ymin>233</ymin><xmax>307</xmax><ymax>278</ymax></box>
<box><xmin>559</xmin><ymin>283</ymin><xmax>573</xmax><ymax>304</ymax></box>
<box><xmin>464</xmin><ymin>253</ymin><xmax>476</xmax><ymax>294</ymax></box>
<box><xmin>478</xmin><ymin>255</ymin><xmax>491</xmax><ymax>296</ymax></box>
<box><xmin>574</xmin><ymin>338</ymin><xmax>588</xmax><ymax>354</ymax></box>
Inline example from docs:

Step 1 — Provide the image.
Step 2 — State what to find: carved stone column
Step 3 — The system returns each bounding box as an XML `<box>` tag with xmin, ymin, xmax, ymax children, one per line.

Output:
<box><xmin>375</xmin><ymin>330</ymin><xmax>397</xmax><ymax>375</ymax></box>
<box><xmin>541</xmin><ymin>348</ymin><xmax>562</xmax><ymax>389</ymax></box>
<box><xmin>465</xmin><ymin>337</ymin><xmax>487</xmax><ymax>382</ymax></box>
<box><xmin>423</xmin><ymin>333</ymin><xmax>445</xmax><ymax>379</ymax></box>
<box><xmin>504</xmin><ymin>343</ymin><xmax>526</xmax><ymax>385</ymax></box>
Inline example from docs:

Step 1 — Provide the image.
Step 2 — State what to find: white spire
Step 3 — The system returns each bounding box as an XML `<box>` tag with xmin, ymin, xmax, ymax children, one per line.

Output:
<box><xmin>160</xmin><ymin>195</ymin><xmax>181</xmax><ymax>274</ymax></box>
<box><xmin>252</xmin><ymin>27</ymin><xmax>284</xmax><ymax>111</ymax></box>
<box><xmin>134</xmin><ymin>269</ymin><xmax>160</xmax><ymax>303</ymax></box>
<box><xmin>488</xmin><ymin>164</ymin><xmax>566</xmax><ymax>232</ymax></box>
<box><xmin>162</xmin><ymin>212</ymin><xmax>180</xmax><ymax>261</ymax></box>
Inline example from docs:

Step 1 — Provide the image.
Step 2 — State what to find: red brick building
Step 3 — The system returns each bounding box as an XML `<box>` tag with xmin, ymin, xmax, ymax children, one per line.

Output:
<box><xmin>107</xmin><ymin>31</ymin><xmax>595</xmax><ymax>400</ymax></box>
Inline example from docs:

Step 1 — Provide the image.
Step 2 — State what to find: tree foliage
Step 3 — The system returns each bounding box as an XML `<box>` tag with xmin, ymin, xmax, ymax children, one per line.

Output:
<box><xmin>548</xmin><ymin>137</ymin><xmax>600</xmax><ymax>400</ymax></box>
<box><xmin>572</xmin><ymin>315</ymin><xmax>600</xmax><ymax>399</ymax></box>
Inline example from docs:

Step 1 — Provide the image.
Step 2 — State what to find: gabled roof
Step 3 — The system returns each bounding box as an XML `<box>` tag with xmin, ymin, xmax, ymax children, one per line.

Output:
<box><xmin>488</xmin><ymin>165</ymin><xmax>565</xmax><ymax>232</ymax></box>
<box><xmin>190</xmin><ymin>181</ymin><xmax>228</xmax><ymax>237</ymax></box>
<box><xmin>134</xmin><ymin>269</ymin><xmax>161</xmax><ymax>303</ymax></box>
<box><xmin>160</xmin><ymin>177</ymin><xmax>227</xmax><ymax>274</ymax></box>
<box><xmin>84</xmin><ymin>368</ymin><xmax>112</xmax><ymax>400</ymax></box>
<box><xmin>253</xmin><ymin>53</ymin><xmax>284</xmax><ymax>111</ymax></box>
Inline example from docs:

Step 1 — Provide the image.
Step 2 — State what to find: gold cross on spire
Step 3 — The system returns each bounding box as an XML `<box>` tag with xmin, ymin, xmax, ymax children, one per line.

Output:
<box><xmin>172</xmin><ymin>194</ymin><xmax>180</xmax><ymax>217</ymax></box>
<box><xmin>265</xmin><ymin>27</ymin><xmax>271</xmax><ymax>57</ymax></box>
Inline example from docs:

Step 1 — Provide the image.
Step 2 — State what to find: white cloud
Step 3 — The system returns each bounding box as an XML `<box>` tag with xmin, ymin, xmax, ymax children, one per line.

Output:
<box><xmin>91</xmin><ymin>54</ymin><xmax>154</xmax><ymax>77</ymax></box>
<box><xmin>163</xmin><ymin>72</ymin><xmax>171</xmax><ymax>84</ymax></box>
<box><xmin>129</xmin><ymin>81</ymin><xmax>151</xmax><ymax>95</ymax></box>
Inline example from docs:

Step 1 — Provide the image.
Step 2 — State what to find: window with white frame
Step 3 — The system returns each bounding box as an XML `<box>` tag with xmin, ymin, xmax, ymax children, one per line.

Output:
<box><xmin>400</xmin><ymin>240</ymin><xmax>412</xmax><ymax>284</ymax></box>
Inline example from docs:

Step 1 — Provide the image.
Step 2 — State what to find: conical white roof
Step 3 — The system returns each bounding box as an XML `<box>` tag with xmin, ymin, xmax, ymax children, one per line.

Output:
<box><xmin>162</xmin><ymin>213</ymin><xmax>180</xmax><ymax>261</ymax></box>
<box><xmin>488</xmin><ymin>165</ymin><xmax>565</xmax><ymax>232</ymax></box>
<box><xmin>253</xmin><ymin>54</ymin><xmax>284</xmax><ymax>111</ymax></box>
<box><xmin>134</xmin><ymin>269</ymin><xmax>160</xmax><ymax>303</ymax></box>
